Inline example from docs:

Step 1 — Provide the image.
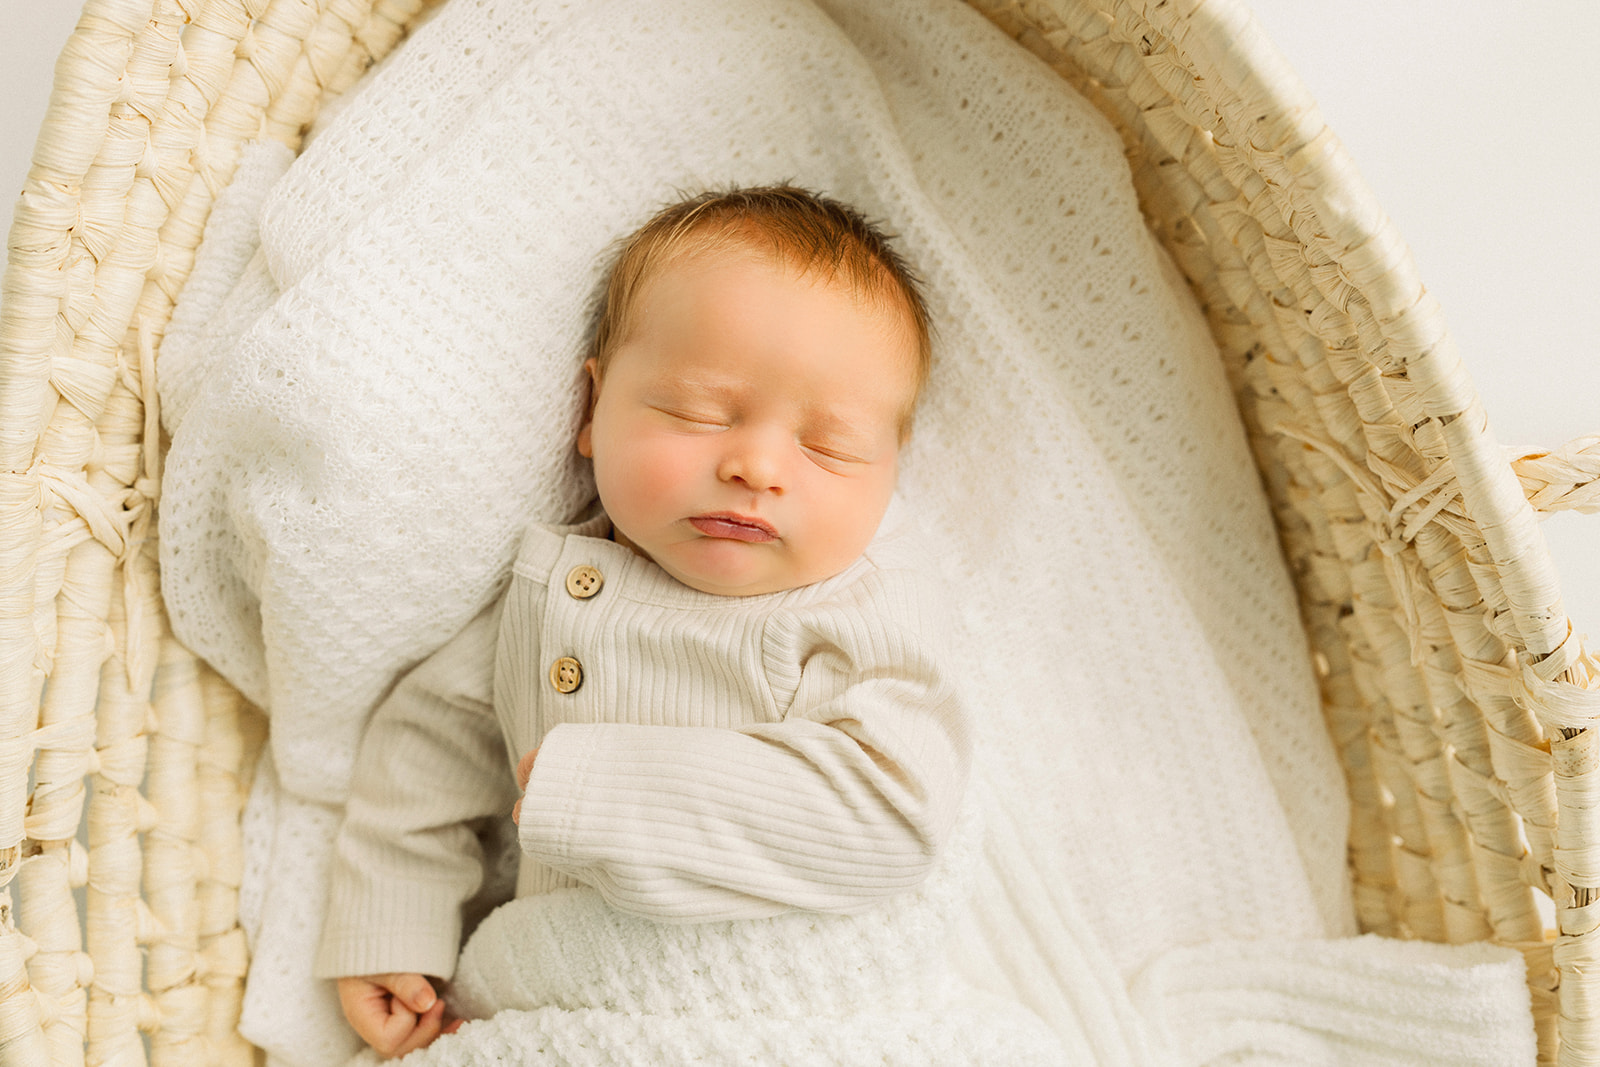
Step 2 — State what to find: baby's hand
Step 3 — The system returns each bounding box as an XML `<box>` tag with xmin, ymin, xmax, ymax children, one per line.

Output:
<box><xmin>337</xmin><ymin>972</ymin><xmax>459</xmax><ymax>1058</ymax></box>
<box><xmin>512</xmin><ymin>747</ymin><xmax>539</xmax><ymax>824</ymax></box>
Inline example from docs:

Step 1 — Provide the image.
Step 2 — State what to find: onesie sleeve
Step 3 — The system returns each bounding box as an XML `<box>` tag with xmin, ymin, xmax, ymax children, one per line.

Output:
<box><xmin>314</xmin><ymin>600</ymin><xmax>516</xmax><ymax>979</ymax></box>
<box><xmin>515</xmin><ymin>565</ymin><xmax>972</xmax><ymax>920</ymax></box>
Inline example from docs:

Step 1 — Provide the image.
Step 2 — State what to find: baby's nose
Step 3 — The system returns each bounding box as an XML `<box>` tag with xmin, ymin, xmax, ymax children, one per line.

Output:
<box><xmin>723</xmin><ymin>458</ymin><xmax>782</xmax><ymax>493</ymax></box>
<box><xmin>718</xmin><ymin>431</ymin><xmax>785</xmax><ymax>492</ymax></box>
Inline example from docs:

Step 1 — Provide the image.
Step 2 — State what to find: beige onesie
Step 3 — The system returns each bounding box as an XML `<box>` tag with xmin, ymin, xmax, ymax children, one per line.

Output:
<box><xmin>314</xmin><ymin>500</ymin><xmax>972</xmax><ymax>980</ymax></box>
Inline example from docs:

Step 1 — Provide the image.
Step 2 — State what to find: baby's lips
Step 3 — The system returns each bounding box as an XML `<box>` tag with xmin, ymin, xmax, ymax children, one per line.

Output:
<box><xmin>688</xmin><ymin>514</ymin><xmax>777</xmax><ymax>542</ymax></box>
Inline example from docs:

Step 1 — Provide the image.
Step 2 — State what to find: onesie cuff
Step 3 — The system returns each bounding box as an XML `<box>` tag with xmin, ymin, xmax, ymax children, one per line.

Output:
<box><xmin>313</xmin><ymin>922</ymin><xmax>464</xmax><ymax>981</ymax></box>
<box><xmin>516</xmin><ymin>723</ymin><xmax>595</xmax><ymax>864</ymax></box>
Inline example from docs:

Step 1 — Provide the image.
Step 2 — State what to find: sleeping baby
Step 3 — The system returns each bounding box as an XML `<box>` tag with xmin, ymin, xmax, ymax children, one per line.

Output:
<box><xmin>313</xmin><ymin>185</ymin><xmax>973</xmax><ymax>1058</ymax></box>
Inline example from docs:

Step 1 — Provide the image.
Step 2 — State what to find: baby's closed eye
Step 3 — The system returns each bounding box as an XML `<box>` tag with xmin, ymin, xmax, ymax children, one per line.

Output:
<box><xmin>802</xmin><ymin>442</ymin><xmax>868</xmax><ymax>467</ymax></box>
<box><xmin>652</xmin><ymin>406</ymin><xmax>729</xmax><ymax>430</ymax></box>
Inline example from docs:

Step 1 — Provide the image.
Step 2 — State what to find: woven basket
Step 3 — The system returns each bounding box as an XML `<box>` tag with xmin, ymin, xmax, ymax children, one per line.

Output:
<box><xmin>2</xmin><ymin>0</ymin><xmax>1597</xmax><ymax>1063</ymax></box>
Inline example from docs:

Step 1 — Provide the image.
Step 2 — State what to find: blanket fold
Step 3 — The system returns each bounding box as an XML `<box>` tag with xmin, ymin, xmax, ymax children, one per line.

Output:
<box><xmin>1131</xmin><ymin>934</ymin><xmax>1537</xmax><ymax>1066</ymax></box>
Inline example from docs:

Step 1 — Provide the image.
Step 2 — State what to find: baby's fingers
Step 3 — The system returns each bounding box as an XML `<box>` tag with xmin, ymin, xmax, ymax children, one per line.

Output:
<box><xmin>386</xmin><ymin>998</ymin><xmax>446</xmax><ymax>1059</ymax></box>
<box><xmin>516</xmin><ymin>747</ymin><xmax>539</xmax><ymax>789</ymax></box>
<box><xmin>370</xmin><ymin>999</ymin><xmax>418</xmax><ymax>1058</ymax></box>
<box><xmin>383</xmin><ymin>973</ymin><xmax>437</xmax><ymax>1016</ymax></box>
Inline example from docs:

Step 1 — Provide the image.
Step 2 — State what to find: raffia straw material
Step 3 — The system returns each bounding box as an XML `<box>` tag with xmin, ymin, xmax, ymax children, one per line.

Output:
<box><xmin>1</xmin><ymin>0</ymin><xmax>1596</xmax><ymax>1064</ymax></box>
<box><xmin>1</xmin><ymin>1</ymin><xmax>423</xmax><ymax>1062</ymax></box>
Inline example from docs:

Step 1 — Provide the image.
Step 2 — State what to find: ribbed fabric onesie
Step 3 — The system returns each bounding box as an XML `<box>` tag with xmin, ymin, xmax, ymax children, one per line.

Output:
<box><xmin>314</xmin><ymin>500</ymin><xmax>972</xmax><ymax>980</ymax></box>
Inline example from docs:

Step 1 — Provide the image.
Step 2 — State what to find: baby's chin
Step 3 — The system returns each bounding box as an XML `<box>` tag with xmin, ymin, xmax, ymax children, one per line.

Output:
<box><xmin>657</xmin><ymin>541</ymin><xmax>850</xmax><ymax>597</ymax></box>
<box><xmin>658</xmin><ymin>555</ymin><xmax>811</xmax><ymax>598</ymax></box>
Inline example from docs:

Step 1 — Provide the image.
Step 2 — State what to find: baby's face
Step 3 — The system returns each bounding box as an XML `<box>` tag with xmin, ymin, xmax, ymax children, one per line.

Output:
<box><xmin>578</xmin><ymin>249</ymin><xmax>917</xmax><ymax>596</ymax></box>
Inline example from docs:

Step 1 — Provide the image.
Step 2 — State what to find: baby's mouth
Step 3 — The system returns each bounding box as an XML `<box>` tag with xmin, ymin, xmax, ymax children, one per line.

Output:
<box><xmin>688</xmin><ymin>513</ymin><xmax>778</xmax><ymax>543</ymax></box>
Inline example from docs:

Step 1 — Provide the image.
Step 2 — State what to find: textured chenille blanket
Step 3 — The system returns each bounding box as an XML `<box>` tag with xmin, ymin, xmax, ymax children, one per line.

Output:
<box><xmin>159</xmin><ymin>0</ymin><xmax>1538</xmax><ymax>1063</ymax></box>
<box><xmin>339</xmin><ymin>806</ymin><xmax>1068</xmax><ymax>1066</ymax></box>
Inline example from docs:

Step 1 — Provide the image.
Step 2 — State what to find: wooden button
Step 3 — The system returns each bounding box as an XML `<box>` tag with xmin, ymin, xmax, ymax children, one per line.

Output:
<box><xmin>549</xmin><ymin>656</ymin><xmax>583</xmax><ymax>694</ymax></box>
<box><xmin>565</xmin><ymin>564</ymin><xmax>603</xmax><ymax>600</ymax></box>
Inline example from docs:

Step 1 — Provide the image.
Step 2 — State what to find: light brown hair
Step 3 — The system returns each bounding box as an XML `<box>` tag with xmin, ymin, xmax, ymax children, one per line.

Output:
<box><xmin>590</xmin><ymin>185</ymin><xmax>932</xmax><ymax>437</ymax></box>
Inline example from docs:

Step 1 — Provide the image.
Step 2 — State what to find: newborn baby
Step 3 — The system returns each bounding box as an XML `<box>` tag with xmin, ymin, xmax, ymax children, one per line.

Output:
<box><xmin>315</xmin><ymin>186</ymin><xmax>972</xmax><ymax>1058</ymax></box>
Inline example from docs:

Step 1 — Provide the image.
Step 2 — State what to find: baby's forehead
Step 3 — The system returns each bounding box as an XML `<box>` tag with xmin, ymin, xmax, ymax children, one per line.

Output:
<box><xmin>640</xmin><ymin>243</ymin><xmax>918</xmax><ymax>344</ymax></box>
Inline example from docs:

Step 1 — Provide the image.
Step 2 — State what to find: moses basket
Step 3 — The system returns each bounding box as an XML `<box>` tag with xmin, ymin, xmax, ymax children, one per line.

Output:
<box><xmin>3</xmin><ymin>0</ymin><xmax>1599</xmax><ymax>1063</ymax></box>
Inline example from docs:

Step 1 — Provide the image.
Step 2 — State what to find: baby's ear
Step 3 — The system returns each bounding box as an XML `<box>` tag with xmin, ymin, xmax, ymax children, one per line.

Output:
<box><xmin>577</xmin><ymin>357</ymin><xmax>600</xmax><ymax>458</ymax></box>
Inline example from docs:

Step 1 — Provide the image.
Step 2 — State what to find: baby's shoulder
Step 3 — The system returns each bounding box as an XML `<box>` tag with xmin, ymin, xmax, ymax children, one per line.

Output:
<box><xmin>392</xmin><ymin>597</ymin><xmax>504</xmax><ymax>712</ymax></box>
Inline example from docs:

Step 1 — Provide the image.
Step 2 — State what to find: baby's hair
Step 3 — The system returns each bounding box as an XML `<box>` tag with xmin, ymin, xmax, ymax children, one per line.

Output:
<box><xmin>590</xmin><ymin>185</ymin><xmax>932</xmax><ymax>434</ymax></box>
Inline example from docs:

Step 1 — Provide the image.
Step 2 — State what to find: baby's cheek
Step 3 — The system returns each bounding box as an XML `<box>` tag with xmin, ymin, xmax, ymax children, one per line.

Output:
<box><xmin>603</xmin><ymin>434</ymin><xmax>697</xmax><ymax>523</ymax></box>
<box><xmin>815</xmin><ymin>477</ymin><xmax>896</xmax><ymax>566</ymax></box>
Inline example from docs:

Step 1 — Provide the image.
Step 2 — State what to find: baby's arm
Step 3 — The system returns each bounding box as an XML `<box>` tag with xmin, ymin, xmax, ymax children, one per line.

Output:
<box><xmin>515</xmin><ymin>565</ymin><xmax>971</xmax><ymax>919</ymax></box>
<box><xmin>317</xmin><ymin>602</ymin><xmax>515</xmax><ymax>1049</ymax></box>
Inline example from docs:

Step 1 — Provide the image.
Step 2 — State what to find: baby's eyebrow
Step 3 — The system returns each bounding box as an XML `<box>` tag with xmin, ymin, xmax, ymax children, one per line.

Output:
<box><xmin>657</xmin><ymin>377</ymin><xmax>739</xmax><ymax>401</ymax></box>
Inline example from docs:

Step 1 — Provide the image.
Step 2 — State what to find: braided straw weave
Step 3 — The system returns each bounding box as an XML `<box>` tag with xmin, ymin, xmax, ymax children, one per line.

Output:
<box><xmin>0</xmin><ymin>0</ymin><xmax>1595</xmax><ymax>1063</ymax></box>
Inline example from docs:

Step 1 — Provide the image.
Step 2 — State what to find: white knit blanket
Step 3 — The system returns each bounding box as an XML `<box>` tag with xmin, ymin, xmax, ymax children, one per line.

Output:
<box><xmin>338</xmin><ymin>806</ymin><xmax>1070</xmax><ymax>1066</ymax></box>
<box><xmin>336</xmin><ymin>801</ymin><xmax>1532</xmax><ymax>1067</ymax></box>
<box><xmin>158</xmin><ymin>0</ymin><xmax>1537</xmax><ymax>1063</ymax></box>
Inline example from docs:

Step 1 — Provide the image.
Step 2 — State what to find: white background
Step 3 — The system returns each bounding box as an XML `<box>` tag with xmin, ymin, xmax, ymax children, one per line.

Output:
<box><xmin>4</xmin><ymin>1</ymin><xmax>1595</xmax><ymax>641</ymax></box>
